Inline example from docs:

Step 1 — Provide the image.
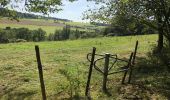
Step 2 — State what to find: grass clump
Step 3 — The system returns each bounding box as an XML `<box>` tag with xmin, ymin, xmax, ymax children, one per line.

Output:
<box><xmin>1</xmin><ymin>34</ymin><xmax>168</xmax><ymax>99</ymax></box>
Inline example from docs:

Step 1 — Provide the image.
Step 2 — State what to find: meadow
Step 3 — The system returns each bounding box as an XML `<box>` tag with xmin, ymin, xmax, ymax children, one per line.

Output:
<box><xmin>0</xmin><ymin>23</ymin><xmax>62</xmax><ymax>35</ymax></box>
<box><xmin>1</xmin><ymin>34</ymin><xmax>168</xmax><ymax>99</ymax></box>
<box><xmin>0</xmin><ymin>18</ymin><xmax>102</xmax><ymax>35</ymax></box>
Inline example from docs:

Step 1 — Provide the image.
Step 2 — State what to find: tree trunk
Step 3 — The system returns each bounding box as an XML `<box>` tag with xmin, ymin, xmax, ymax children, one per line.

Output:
<box><xmin>158</xmin><ymin>29</ymin><xmax>163</xmax><ymax>52</ymax></box>
<box><xmin>157</xmin><ymin>14</ymin><xmax>164</xmax><ymax>52</ymax></box>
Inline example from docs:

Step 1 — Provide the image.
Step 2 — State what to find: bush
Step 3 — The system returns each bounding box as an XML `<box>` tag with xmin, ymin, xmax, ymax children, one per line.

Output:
<box><xmin>54</xmin><ymin>30</ymin><xmax>62</xmax><ymax>41</ymax></box>
<box><xmin>0</xmin><ymin>29</ymin><xmax>9</xmax><ymax>43</ymax></box>
<box><xmin>0</xmin><ymin>27</ymin><xmax>47</xmax><ymax>43</ymax></box>
<box><xmin>32</xmin><ymin>28</ymin><xmax>46</xmax><ymax>42</ymax></box>
<box><xmin>62</xmin><ymin>25</ymin><xmax>71</xmax><ymax>40</ymax></box>
<box><xmin>16</xmin><ymin>28</ymin><xmax>32</xmax><ymax>41</ymax></box>
<box><xmin>48</xmin><ymin>33</ymin><xmax>54</xmax><ymax>41</ymax></box>
<box><xmin>47</xmin><ymin>27</ymin><xmax>100</xmax><ymax>41</ymax></box>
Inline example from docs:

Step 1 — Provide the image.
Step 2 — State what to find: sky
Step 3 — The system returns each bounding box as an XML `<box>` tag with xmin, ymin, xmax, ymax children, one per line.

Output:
<box><xmin>50</xmin><ymin>0</ymin><xmax>97</xmax><ymax>22</ymax></box>
<box><xmin>10</xmin><ymin>0</ymin><xmax>100</xmax><ymax>22</ymax></box>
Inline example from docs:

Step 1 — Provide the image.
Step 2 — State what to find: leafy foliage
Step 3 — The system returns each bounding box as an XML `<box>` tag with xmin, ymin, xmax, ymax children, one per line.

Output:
<box><xmin>85</xmin><ymin>0</ymin><xmax>170</xmax><ymax>51</ymax></box>
<box><xmin>0</xmin><ymin>0</ymin><xmax>76</xmax><ymax>19</ymax></box>
<box><xmin>47</xmin><ymin>26</ymin><xmax>101</xmax><ymax>41</ymax></box>
<box><xmin>0</xmin><ymin>27</ymin><xmax>46</xmax><ymax>43</ymax></box>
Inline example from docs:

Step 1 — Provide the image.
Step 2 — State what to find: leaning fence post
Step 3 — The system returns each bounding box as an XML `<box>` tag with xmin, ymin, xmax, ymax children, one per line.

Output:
<box><xmin>122</xmin><ymin>52</ymin><xmax>133</xmax><ymax>84</ymax></box>
<box><xmin>35</xmin><ymin>45</ymin><xmax>47</xmax><ymax>100</ymax></box>
<box><xmin>132</xmin><ymin>41</ymin><xmax>138</xmax><ymax>65</ymax></box>
<box><xmin>102</xmin><ymin>53</ymin><xmax>110</xmax><ymax>93</ymax></box>
<box><xmin>85</xmin><ymin>47</ymin><xmax>96</xmax><ymax>98</ymax></box>
<box><xmin>128</xmin><ymin>41</ymin><xmax>138</xmax><ymax>83</ymax></box>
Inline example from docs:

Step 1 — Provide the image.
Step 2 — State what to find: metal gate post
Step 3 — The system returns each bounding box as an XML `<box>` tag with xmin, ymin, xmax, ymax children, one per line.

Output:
<box><xmin>102</xmin><ymin>53</ymin><xmax>110</xmax><ymax>93</ymax></box>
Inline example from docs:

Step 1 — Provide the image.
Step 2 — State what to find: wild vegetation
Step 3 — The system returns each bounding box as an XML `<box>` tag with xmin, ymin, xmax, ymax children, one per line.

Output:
<box><xmin>85</xmin><ymin>0</ymin><xmax>170</xmax><ymax>52</ymax></box>
<box><xmin>0</xmin><ymin>27</ymin><xmax>46</xmax><ymax>43</ymax></box>
<box><xmin>1</xmin><ymin>34</ymin><xmax>169</xmax><ymax>99</ymax></box>
<box><xmin>0</xmin><ymin>0</ymin><xmax>170</xmax><ymax>99</ymax></box>
<box><xmin>0</xmin><ymin>24</ymin><xmax>101</xmax><ymax>43</ymax></box>
<box><xmin>0</xmin><ymin>18</ymin><xmax>103</xmax><ymax>34</ymax></box>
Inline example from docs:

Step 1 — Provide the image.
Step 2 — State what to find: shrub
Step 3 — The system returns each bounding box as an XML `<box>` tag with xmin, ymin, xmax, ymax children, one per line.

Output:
<box><xmin>48</xmin><ymin>33</ymin><xmax>54</xmax><ymax>41</ymax></box>
<box><xmin>54</xmin><ymin>30</ymin><xmax>62</xmax><ymax>41</ymax></box>
<box><xmin>32</xmin><ymin>28</ymin><xmax>46</xmax><ymax>42</ymax></box>
<box><xmin>0</xmin><ymin>27</ymin><xmax>47</xmax><ymax>43</ymax></box>
<box><xmin>16</xmin><ymin>28</ymin><xmax>32</xmax><ymax>41</ymax></box>
<box><xmin>62</xmin><ymin>25</ymin><xmax>71</xmax><ymax>40</ymax></box>
<box><xmin>0</xmin><ymin>29</ymin><xmax>9</xmax><ymax>43</ymax></box>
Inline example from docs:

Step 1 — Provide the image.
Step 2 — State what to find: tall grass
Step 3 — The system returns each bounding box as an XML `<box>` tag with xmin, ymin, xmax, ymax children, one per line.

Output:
<box><xmin>0</xmin><ymin>35</ymin><xmax>160</xmax><ymax>99</ymax></box>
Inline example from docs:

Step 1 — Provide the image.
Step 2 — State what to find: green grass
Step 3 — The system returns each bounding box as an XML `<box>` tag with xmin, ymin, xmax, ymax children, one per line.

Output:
<box><xmin>1</xmin><ymin>34</ymin><xmax>168</xmax><ymax>99</ymax></box>
<box><xmin>0</xmin><ymin>23</ymin><xmax>63</xmax><ymax>34</ymax></box>
<box><xmin>0</xmin><ymin>18</ymin><xmax>105</xmax><ymax>35</ymax></box>
<box><xmin>0</xmin><ymin>23</ymin><xmax>98</xmax><ymax>35</ymax></box>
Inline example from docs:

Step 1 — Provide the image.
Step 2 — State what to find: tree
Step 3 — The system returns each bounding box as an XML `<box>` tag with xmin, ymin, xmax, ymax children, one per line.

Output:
<box><xmin>85</xmin><ymin>0</ymin><xmax>170</xmax><ymax>52</ymax></box>
<box><xmin>62</xmin><ymin>25</ymin><xmax>71</xmax><ymax>40</ymax></box>
<box><xmin>32</xmin><ymin>28</ymin><xmax>46</xmax><ymax>41</ymax></box>
<box><xmin>0</xmin><ymin>0</ymin><xmax>76</xmax><ymax>19</ymax></box>
<box><xmin>16</xmin><ymin>28</ymin><xmax>32</xmax><ymax>41</ymax></box>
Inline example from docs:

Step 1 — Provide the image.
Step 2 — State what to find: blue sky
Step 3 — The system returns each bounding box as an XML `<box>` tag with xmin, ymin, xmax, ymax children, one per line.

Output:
<box><xmin>50</xmin><ymin>0</ymin><xmax>97</xmax><ymax>22</ymax></box>
<box><xmin>10</xmin><ymin>0</ymin><xmax>99</xmax><ymax>22</ymax></box>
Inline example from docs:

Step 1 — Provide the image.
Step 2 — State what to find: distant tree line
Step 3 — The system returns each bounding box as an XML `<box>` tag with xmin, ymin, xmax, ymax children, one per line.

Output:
<box><xmin>103</xmin><ymin>24</ymin><xmax>157</xmax><ymax>36</ymax></box>
<box><xmin>48</xmin><ymin>24</ymin><xmax>155</xmax><ymax>42</ymax></box>
<box><xmin>48</xmin><ymin>25</ymin><xmax>100</xmax><ymax>41</ymax></box>
<box><xmin>0</xmin><ymin>23</ymin><xmax>157</xmax><ymax>44</ymax></box>
<box><xmin>0</xmin><ymin>25</ymin><xmax>101</xmax><ymax>43</ymax></box>
<box><xmin>0</xmin><ymin>27</ymin><xmax>46</xmax><ymax>43</ymax></box>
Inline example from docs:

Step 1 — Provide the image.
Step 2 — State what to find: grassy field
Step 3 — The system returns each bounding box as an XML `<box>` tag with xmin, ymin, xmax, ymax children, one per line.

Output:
<box><xmin>0</xmin><ymin>18</ymin><xmax>104</xmax><ymax>35</ymax></box>
<box><xmin>1</xmin><ymin>34</ymin><xmax>169</xmax><ymax>99</ymax></box>
<box><xmin>0</xmin><ymin>23</ymin><xmax>63</xmax><ymax>34</ymax></box>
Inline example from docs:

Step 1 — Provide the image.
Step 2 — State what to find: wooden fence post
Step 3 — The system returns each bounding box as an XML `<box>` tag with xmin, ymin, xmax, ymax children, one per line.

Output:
<box><xmin>128</xmin><ymin>41</ymin><xmax>138</xmax><ymax>83</ymax></box>
<box><xmin>102</xmin><ymin>53</ymin><xmax>110</xmax><ymax>93</ymax></box>
<box><xmin>35</xmin><ymin>45</ymin><xmax>47</xmax><ymax>100</ymax></box>
<box><xmin>85</xmin><ymin>47</ymin><xmax>96</xmax><ymax>98</ymax></box>
<box><xmin>132</xmin><ymin>41</ymin><xmax>138</xmax><ymax>65</ymax></box>
<box><xmin>122</xmin><ymin>52</ymin><xmax>133</xmax><ymax>84</ymax></box>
